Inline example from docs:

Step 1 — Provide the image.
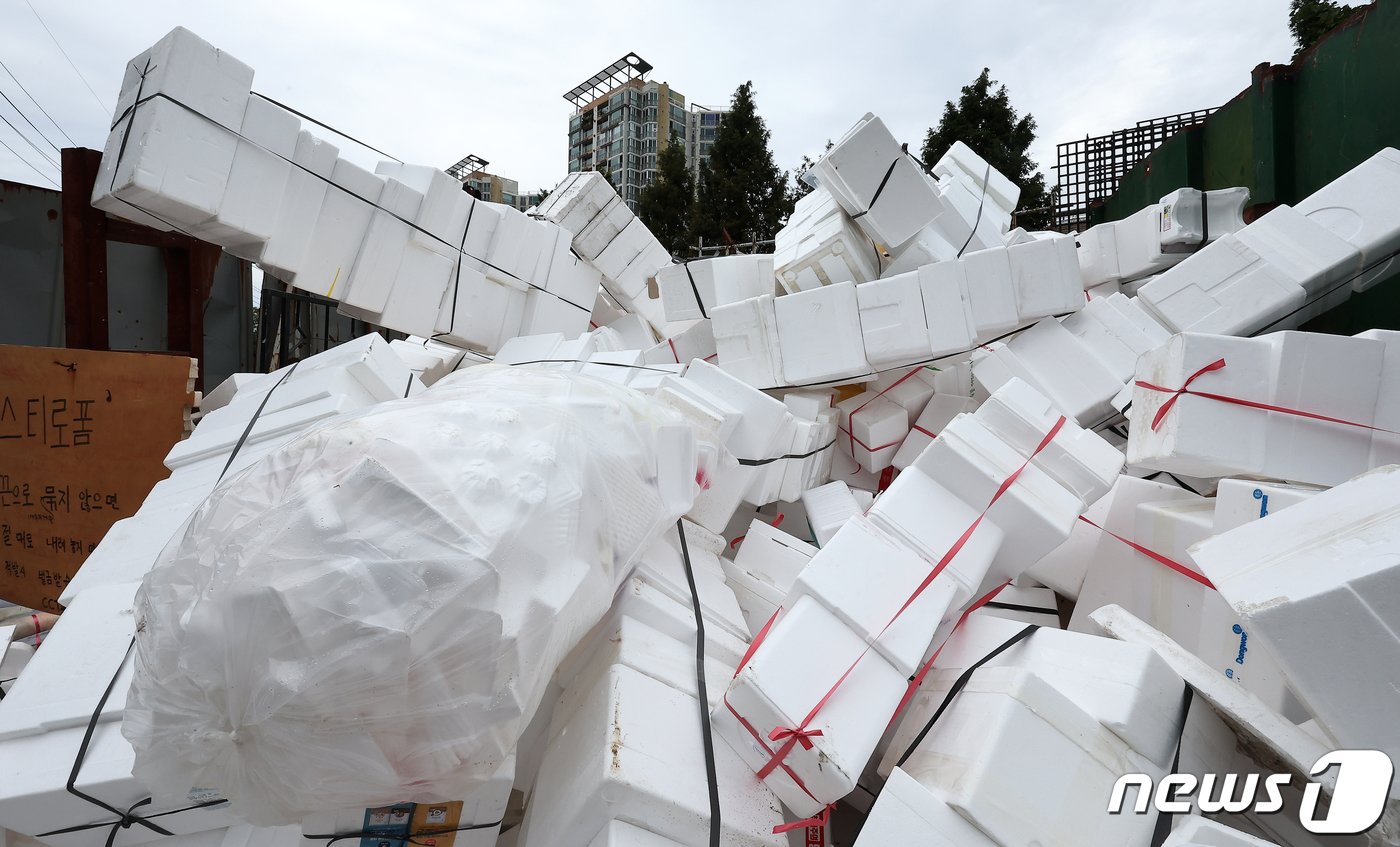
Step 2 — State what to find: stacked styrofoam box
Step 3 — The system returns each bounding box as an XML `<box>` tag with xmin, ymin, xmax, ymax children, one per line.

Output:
<box><xmin>1127</xmin><ymin>329</ymin><xmax>1400</xmax><ymax>485</ymax></box>
<box><xmin>640</xmin><ymin>319</ymin><xmax>716</xmax><ymax>368</ymax></box>
<box><xmin>891</xmin><ymin>395</ymin><xmax>977</xmax><ymax>471</ymax></box>
<box><xmin>1191</xmin><ymin>465</ymin><xmax>1400</xmax><ymax>772</ymax></box>
<box><xmin>1295</xmin><ymin>147</ymin><xmax>1400</xmax><ymax>293</ymax></box>
<box><xmin>1077</xmin><ymin>187</ymin><xmax>1249</xmax><ymax>289</ymax></box>
<box><xmin>714</xmin><ymin>380</ymin><xmax>1121</xmax><ymax>818</ymax></box>
<box><xmin>57</xmin><ymin>335</ymin><xmax>420</xmax><ymax>606</ymax></box>
<box><xmin>656</xmin><ymin>255</ymin><xmax>774</xmax><ymax>322</ymax></box>
<box><xmin>722</xmin><ymin>519</ymin><xmax>818</xmax><ymax>636</ymax></box>
<box><xmin>518</xmin><ymin>526</ymin><xmax>786</xmax><ymax>847</ymax></box>
<box><xmin>774</xmin><ymin>186</ymin><xmax>883</xmax><ymax>293</ymax></box>
<box><xmin>930</xmin><ymin>141</ymin><xmax>1020</xmax><ymax>240</ymax></box>
<box><xmin>1158</xmin><ymin>187</ymin><xmax>1249</xmax><ymax>251</ymax></box>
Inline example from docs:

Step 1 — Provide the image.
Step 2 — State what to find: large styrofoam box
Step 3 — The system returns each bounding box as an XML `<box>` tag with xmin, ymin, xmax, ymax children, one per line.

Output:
<box><xmin>573</xmin><ymin>195</ymin><xmax>635</xmax><ymax>262</ymax></box>
<box><xmin>932</xmin><ymin>141</ymin><xmax>1020</xmax><ymax>220</ymax></box>
<box><xmin>1295</xmin><ymin>147</ymin><xmax>1400</xmax><ymax>278</ymax></box>
<box><xmin>1158</xmin><ymin>187</ymin><xmax>1249</xmax><ymax>249</ymax></box>
<box><xmin>258</xmin><ymin>131</ymin><xmax>340</xmax><ymax>281</ymax></box>
<box><xmin>656</xmin><ymin>255</ymin><xmax>772</xmax><ymax>322</ymax></box>
<box><xmin>774</xmin><ymin>282</ymin><xmax>868</xmax><ymax>385</ymax></box>
<box><xmin>111</xmin><ymin>27</ymin><xmax>252</xmax><ymax>135</ymax></box>
<box><xmin>856</xmin><ymin>271</ymin><xmax>929</xmax><ymax>367</ymax></box>
<box><xmin>733</xmin><ymin>520</ymin><xmax>817</xmax><ymax>596</ymax></box>
<box><xmin>1135</xmin><ymin>237</ymin><xmax>1306</xmax><ymax>336</ymax></box>
<box><xmin>972</xmin><ymin>321</ymin><xmax>1123</xmax><ymax>426</ymax></box>
<box><xmin>1190</xmin><ymin>465</ymin><xmax>1400</xmax><ymax>767</ymax></box>
<box><xmin>892</xmin><ymin>394</ymin><xmax>977</xmax><ymax>470</ymax></box>
<box><xmin>834</xmin><ymin>392</ymin><xmax>906</xmax><ymax>470</ymax></box>
<box><xmin>1077</xmin><ymin>223</ymin><xmax>1121</xmax><ymax>288</ymax></box>
<box><xmin>1232</xmin><ymin>205</ymin><xmax>1361</xmax><ymax>296</ymax></box>
<box><xmin>960</xmin><ymin>247</ymin><xmax>1019</xmax><ymax>341</ymax></box>
<box><xmin>852</xmin><ymin>767</ymin><xmax>996</xmax><ymax>847</ymax></box>
<box><xmin>801</xmin><ymin>481</ymin><xmax>861</xmax><ymax>547</ymax></box>
<box><xmin>294</xmin><ymin>160</ymin><xmax>384</xmax><ymax>298</ymax></box>
<box><xmin>898</xmin><ymin>666</ymin><xmax>1161</xmax><ymax>847</ymax></box>
<box><xmin>1359</xmin><ymin>328</ymin><xmax>1400</xmax><ymax>469</ymax></box>
<box><xmin>879</xmin><ymin>225</ymin><xmax>958</xmax><ymax>278</ymax></box>
<box><xmin>189</xmin><ymin>96</ymin><xmax>300</xmax><ymax>256</ymax></box>
<box><xmin>814</xmin><ymin>113</ymin><xmax>939</xmax><ymax>248</ymax></box>
<box><xmin>355</xmin><ymin>236</ymin><xmax>457</xmax><ymax>337</ymax></box>
<box><xmin>931</xmin><ymin>177</ymin><xmax>1008</xmax><ymax>255</ymax></box>
<box><xmin>521</xmin><ymin>664</ymin><xmax>785</xmax><ymax>847</ymax></box>
<box><xmin>1006</xmin><ymin>234</ymin><xmax>1084</xmax><ymax>319</ymax></box>
<box><xmin>889</xmin><ymin>614</ymin><xmax>1184</xmax><ymax>772</ymax></box>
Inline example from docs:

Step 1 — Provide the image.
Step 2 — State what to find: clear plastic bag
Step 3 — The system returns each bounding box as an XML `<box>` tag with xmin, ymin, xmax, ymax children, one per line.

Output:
<box><xmin>123</xmin><ymin>365</ymin><xmax>708</xmax><ymax>824</ymax></box>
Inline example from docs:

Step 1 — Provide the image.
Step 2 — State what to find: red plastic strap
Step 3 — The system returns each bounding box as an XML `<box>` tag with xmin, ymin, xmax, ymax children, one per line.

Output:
<box><xmin>730</xmin><ymin>513</ymin><xmax>786</xmax><ymax>549</ymax></box>
<box><xmin>769</xmin><ymin>726</ymin><xmax>823</xmax><ymax>750</ymax></box>
<box><xmin>31</xmin><ymin>613</ymin><xmax>41</xmax><ymax>646</ymax></box>
<box><xmin>667</xmin><ymin>338</ymin><xmax>681</xmax><ymax>364</ymax></box>
<box><xmin>1078</xmin><ymin>515</ymin><xmax>1215</xmax><ymax>589</ymax></box>
<box><xmin>845</xmin><ymin>367</ymin><xmax>925</xmax><ymax>458</ymax></box>
<box><xmin>775</xmin><ymin>803</ymin><xmax>833</xmax><ymax>835</ymax></box>
<box><xmin>877</xmin><ymin>466</ymin><xmax>896</xmax><ymax>493</ymax></box>
<box><xmin>735</xmin><ymin>607</ymin><xmax>781</xmax><ymax>675</ymax></box>
<box><xmin>837</xmin><ymin>425</ymin><xmax>904</xmax><ymax>457</ymax></box>
<box><xmin>911</xmin><ymin>424</ymin><xmax>938</xmax><ymax>439</ymax></box>
<box><xmin>756</xmin><ymin>416</ymin><xmax>1067</xmax><ymax>783</ymax></box>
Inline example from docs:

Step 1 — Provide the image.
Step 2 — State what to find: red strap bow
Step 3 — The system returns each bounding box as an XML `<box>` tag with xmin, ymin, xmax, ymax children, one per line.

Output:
<box><xmin>1135</xmin><ymin>358</ymin><xmax>1227</xmax><ymax>431</ymax></box>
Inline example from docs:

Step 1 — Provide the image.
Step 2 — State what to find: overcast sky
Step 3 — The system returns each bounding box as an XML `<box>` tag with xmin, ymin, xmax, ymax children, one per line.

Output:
<box><xmin>0</xmin><ymin>0</ymin><xmax>1305</xmax><ymax>197</ymax></box>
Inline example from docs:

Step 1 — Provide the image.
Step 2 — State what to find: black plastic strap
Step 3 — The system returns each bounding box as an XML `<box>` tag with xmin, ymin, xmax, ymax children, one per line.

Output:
<box><xmin>218</xmin><ymin>360</ymin><xmax>300</xmax><ymax>481</ymax></box>
<box><xmin>736</xmin><ymin>439</ymin><xmax>837</xmax><ymax>467</ymax></box>
<box><xmin>850</xmin><ymin>158</ymin><xmax>900</xmax><ymax>221</ymax></box>
<box><xmin>430</xmin><ymin>196</ymin><xmax>480</xmax><ymax>342</ymax></box>
<box><xmin>983</xmin><ymin>600</ymin><xmax>1056</xmax><ymax>616</ymax></box>
<box><xmin>1150</xmin><ymin>686</ymin><xmax>1196</xmax><ymax>847</ymax></box>
<box><xmin>955</xmin><ymin>161</ymin><xmax>993</xmax><ymax>259</ymax></box>
<box><xmin>502</xmin><ymin>358</ymin><xmax>678</xmax><ymax>374</ymax></box>
<box><xmin>1198</xmin><ymin>189</ymin><xmax>1210</xmax><ymax>249</ymax></box>
<box><xmin>402</xmin><ymin>374</ymin><xmax>414</xmax><ymax>399</ymax></box>
<box><xmin>894</xmin><ymin>624</ymin><xmax>1037</xmax><ymax>768</ymax></box>
<box><xmin>301</xmin><ymin>817</ymin><xmax>505</xmax><ymax>846</ymax></box>
<box><xmin>676</xmin><ymin>520</ymin><xmax>722</xmax><ymax>847</ymax></box>
<box><xmin>683</xmin><ymin>262</ymin><xmax>710</xmax><ymax>320</ymax></box>
<box><xmin>250</xmin><ymin>91</ymin><xmax>403</xmax><ymax>164</ymax></box>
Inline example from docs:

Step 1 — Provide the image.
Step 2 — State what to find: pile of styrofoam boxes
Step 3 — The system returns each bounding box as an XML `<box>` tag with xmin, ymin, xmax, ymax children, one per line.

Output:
<box><xmin>1126</xmin><ymin>328</ymin><xmax>1400</xmax><ymax>485</ymax></box>
<box><xmin>516</xmin><ymin>522</ymin><xmax>788</xmax><ymax>847</ymax></box>
<box><xmin>713</xmin><ymin>379</ymin><xmax>1122</xmax><ymax>819</ymax></box>
<box><xmin>857</xmin><ymin>613</ymin><xmax>1188</xmax><ymax>845</ymax></box>
<box><xmin>1078</xmin><ymin>187</ymin><xmax>1249</xmax><ymax>293</ymax></box>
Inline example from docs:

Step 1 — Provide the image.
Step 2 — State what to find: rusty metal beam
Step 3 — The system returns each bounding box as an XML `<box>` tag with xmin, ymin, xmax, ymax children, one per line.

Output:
<box><xmin>60</xmin><ymin>148</ymin><xmax>108</xmax><ymax>349</ymax></box>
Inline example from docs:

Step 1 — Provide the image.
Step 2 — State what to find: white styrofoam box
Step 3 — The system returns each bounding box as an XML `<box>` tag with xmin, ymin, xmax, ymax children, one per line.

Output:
<box><xmin>299</xmin><ymin>759</ymin><xmax>513</xmax><ymax>847</ymax></box>
<box><xmin>294</xmin><ymin>159</ymin><xmax>385</xmax><ymax>298</ymax></box>
<box><xmin>892</xmin><ymin>394</ymin><xmax>976</xmax><ymax>470</ymax></box>
<box><xmin>813</xmin><ymin>113</ymin><xmax>939</xmax><ymax>249</ymax></box>
<box><xmin>1358</xmin><ymin>328</ymin><xmax>1400</xmax><ymax>469</ymax></box>
<box><xmin>1190</xmin><ymin>465</ymin><xmax>1400</xmax><ymax>765</ymax></box>
<box><xmin>1006</xmin><ymin>234</ymin><xmax>1084</xmax><ymax>319</ymax></box>
<box><xmin>716</xmin><ymin>594</ymin><xmax>911</xmax><ymax>817</ymax></box>
<box><xmin>434</xmin><ymin>265</ymin><xmax>528</xmax><ymax>353</ymax></box>
<box><xmin>1135</xmin><ymin>235</ymin><xmax>1307</xmax><ymax>336</ymax></box>
<box><xmin>1162</xmin><ymin>816</ymin><xmax>1281</xmax><ymax>847</ymax></box>
<box><xmin>1233</xmin><ymin>204</ymin><xmax>1362</xmax><ymax>295</ymax></box>
<box><xmin>367</xmin><ymin>243</ymin><xmax>457</xmax><ymax>339</ymax></box>
<box><xmin>929</xmin><ymin>176</ymin><xmax>1009</xmax><ymax>255</ymax></box>
<box><xmin>113</xmin><ymin>27</ymin><xmax>252</xmax><ymax>134</ymax></box>
<box><xmin>855</xmin><ymin>271</ymin><xmax>929</xmax><ymax>367</ymax></box>
<box><xmin>586</xmin><ymin>820</ymin><xmax>688</xmax><ymax>847</ymax></box>
<box><xmin>828</xmin><ymin>447</ymin><xmax>882</xmax><ymax>495</ymax></box>
<box><xmin>258</xmin><ymin>130</ymin><xmax>339</xmax><ymax>281</ymax></box>
<box><xmin>879</xmin><ymin>225</ymin><xmax>958</xmax><ymax>278</ymax></box>
<box><xmin>493</xmin><ymin>333</ymin><xmax>564</xmax><ymax>365</ymax></box>
<box><xmin>656</xmin><ymin>255</ymin><xmax>773</xmax><ymax>322</ymax></box>
<box><xmin>834</xmin><ymin>392</ymin><xmax>906</xmax><ymax>470</ymax></box>
<box><xmin>335</xmin><ymin>177</ymin><xmax>421</xmax><ymax>315</ymax></box>
<box><xmin>912</xmin><ymin>415</ymin><xmax>1081</xmax><ymax>588</ymax></box>
<box><xmin>774</xmin><ymin>212</ymin><xmax>879</xmax><ymax>293</ymax></box>
<box><xmin>916</xmin><ymin>262</ymin><xmax>978</xmax><ymax>358</ymax></box>
<box><xmin>1086</xmin><ymin>279</ymin><xmax>1120</xmax><ymax>300</ymax></box>
<box><xmin>1062</xmin><ymin>292</ymin><xmax>1171</xmax><ymax>381</ymax></box>
<box><xmin>854</xmin><ymin>766</ymin><xmax>996</xmax><ymax>846</ymax></box>
<box><xmin>188</xmin><ymin>96</ymin><xmax>299</xmax><ymax>256</ymax></box>
<box><xmin>874</xmin><ymin>367</ymin><xmax>937</xmax><ymax>426</ymax></box>
<box><xmin>1158</xmin><ymin>187</ymin><xmax>1250</xmax><ymax>250</ymax></box>
<box><xmin>932</xmin><ymin>141</ymin><xmax>1020</xmax><ymax>221</ymax></box>
<box><xmin>523</xmin><ymin>664</ymin><xmax>785</xmax><ymax>847</ymax></box>
<box><xmin>959</xmin><ymin>246</ymin><xmax>1019</xmax><ymax>342</ymax></box>
<box><xmin>1</xmin><ymin>629</ymin><xmax>32</xmax><ymax>696</ymax></box>
<box><xmin>774</xmin><ymin>282</ymin><xmax>868</xmax><ymax>385</ymax></box>
<box><xmin>865</xmin><ymin>469</ymin><xmax>1003</xmax><ymax>604</ymax></box>
<box><xmin>898</xmin><ymin>666</ymin><xmax>1161</xmax><ymax>847</ymax></box>
<box><xmin>577</xmin><ymin>350</ymin><xmax>646</xmax><ymax>386</ymax></box>
<box><xmin>1211</xmin><ymin>478</ymin><xmax>1324</xmax><ymax>534</ymax></box>
<box><xmin>787</xmin><ymin>514</ymin><xmax>972</xmax><ymax>676</ymax></box>
<box><xmin>1114</xmin><ymin>204</ymin><xmax>1190</xmax><ymax>282</ymax></box>
<box><xmin>520</xmin><ymin>286</ymin><xmax>590</xmax><ymax>338</ymax></box>
<box><xmin>1295</xmin><ymin>147</ymin><xmax>1400</xmax><ymax>285</ymax></box>
<box><xmin>543</xmin><ymin>237</ymin><xmax>603</xmax><ymax>309</ymax></box>
<box><xmin>199</xmin><ymin>372</ymin><xmax>263</xmax><ymax>414</ymax></box>
<box><xmin>722</xmin><ymin>554</ymin><xmax>785</xmax><ymax>636</ymax></box>
<box><xmin>612</xmin><ymin>572</ymin><xmax>749</xmax><ymax>671</ymax></box>
<box><xmin>732</xmin><ymin>520</ymin><xmax>817</xmax><ymax>597</ymax></box>
<box><xmin>801</xmin><ymin>481</ymin><xmax>861</xmax><ymax>547</ymax></box>
<box><xmin>973</xmin><ymin>584</ymin><xmax>1060</xmax><ymax>627</ymax></box>
<box><xmin>685</xmin><ymin>359</ymin><xmax>789</xmax><ymax>460</ymax></box>
<box><xmin>593</xmin><ymin>218</ymin><xmax>654</xmax><ymax>283</ymax></box>
<box><xmin>642</xmin><ymin>320</ymin><xmax>716</xmax><ymax>367</ymax></box>
<box><xmin>375</xmin><ymin>163</ymin><xmax>473</xmax><ymax>250</ymax></box>
<box><xmin>975</xmin><ymin>378</ymin><xmax>1123</xmax><ymax>507</ymax></box>
<box><xmin>782</xmin><ymin>391</ymin><xmax>830</xmax><ymax>423</ymax></box>
<box><xmin>535</xmin><ymin>172</ymin><xmax>616</xmax><ymax>236</ymax></box>
<box><xmin>573</xmin><ymin>195</ymin><xmax>635</xmax><ymax>261</ymax></box>
<box><xmin>1077</xmin><ymin>223</ymin><xmax>1121</xmax><ymax>288</ymax></box>
<box><xmin>972</xmin><ymin>319</ymin><xmax>1123</xmax><ymax>426</ymax></box>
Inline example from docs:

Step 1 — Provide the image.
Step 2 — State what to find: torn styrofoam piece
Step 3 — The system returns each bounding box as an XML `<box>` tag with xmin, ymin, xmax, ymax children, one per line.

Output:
<box><xmin>900</xmin><ymin>667</ymin><xmax>1164</xmax><ymax>847</ymax></box>
<box><xmin>1161</xmin><ymin>816</ymin><xmax>1281</xmax><ymax>847</ymax></box>
<box><xmin>931</xmin><ymin>141</ymin><xmax>1021</xmax><ymax>224</ymax></box>
<box><xmin>1158</xmin><ymin>187</ymin><xmax>1249</xmax><ymax>250</ymax></box>
<box><xmin>856</xmin><ymin>271</ymin><xmax>930</xmax><ymax>367</ymax></box>
<box><xmin>774</xmin><ymin>282</ymin><xmax>870</xmax><ymax>385</ymax></box>
<box><xmin>1295</xmin><ymin>147</ymin><xmax>1400</xmax><ymax>290</ymax></box>
<box><xmin>1210</xmin><ymin>477</ymin><xmax>1324</xmax><ymax>535</ymax></box>
<box><xmin>1191</xmin><ymin>465</ymin><xmax>1400</xmax><ymax>769</ymax></box>
<box><xmin>853</xmin><ymin>767</ymin><xmax>997</xmax><ymax>846</ymax></box>
<box><xmin>835</xmin><ymin>391</ymin><xmax>908</xmax><ymax>471</ymax></box>
<box><xmin>656</xmin><ymin>255</ymin><xmax>774</xmax><ymax>322</ymax></box>
<box><xmin>521</xmin><ymin>664</ymin><xmax>786</xmax><ymax>847</ymax></box>
<box><xmin>1127</xmin><ymin>330</ymin><xmax>1399</xmax><ymax>485</ymax></box>
<box><xmin>774</xmin><ymin>188</ymin><xmax>881</xmax><ymax>293</ymax></box>
<box><xmin>188</xmin><ymin>95</ymin><xmax>300</xmax><ymax>256</ymax></box>
<box><xmin>892</xmin><ymin>394</ymin><xmax>977</xmax><ymax>470</ymax></box>
<box><xmin>813</xmin><ymin>113</ymin><xmax>942</xmax><ymax>249</ymax></box>
<box><xmin>801</xmin><ymin>480</ymin><xmax>863</xmax><ymax>547</ymax></box>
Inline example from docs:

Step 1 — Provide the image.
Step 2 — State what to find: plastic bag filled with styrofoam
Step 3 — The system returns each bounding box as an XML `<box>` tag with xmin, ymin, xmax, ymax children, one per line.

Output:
<box><xmin>122</xmin><ymin>364</ymin><xmax>713</xmax><ymax>825</ymax></box>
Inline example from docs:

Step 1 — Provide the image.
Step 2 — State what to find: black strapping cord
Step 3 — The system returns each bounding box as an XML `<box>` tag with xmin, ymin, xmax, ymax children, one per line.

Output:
<box><xmin>955</xmin><ymin>162</ymin><xmax>993</xmax><ymax>259</ymax></box>
<box><xmin>983</xmin><ymin>601</ymin><xmax>1057</xmax><ymax>616</ymax></box>
<box><xmin>218</xmin><ymin>362</ymin><xmax>300</xmax><ymax>481</ymax></box>
<box><xmin>1150</xmin><ymin>686</ymin><xmax>1196</xmax><ymax>847</ymax></box>
<box><xmin>737</xmin><ymin>439</ymin><xmax>836</xmax><ymax>467</ymax></box>
<box><xmin>683</xmin><ymin>261</ymin><xmax>710</xmax><ymax>320</ymax></box>
<box><xmin>894</xmin><ymin>624</ymin><xmax>1037</xmax><ymax>768</ymax></box>
<box><xmin>402</xmin><ymin>373</ymin><xmax>414</xmax><ymax>399</ymax></box>
<box><xmin>302</xmin><ymin>818</ymin><xmax>505</xmax><ymax>846</ymax></box>
<box><xmin>850</xmin><ymin>158</ymin><xmax>900</xmax><ymax>221</ymax></box>
<box><xmin>250</xmin><ymin>91</ymin><xmax>402</xmax><ymax>163</ymax></box>
<box><xmin>676</xmin><ymin>520</ymin><xmax>723</xmax><ymax>847</ymax></box>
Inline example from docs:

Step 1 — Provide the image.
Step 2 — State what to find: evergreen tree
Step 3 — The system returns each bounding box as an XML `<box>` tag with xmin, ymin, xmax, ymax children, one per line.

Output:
<box><xmin>691</xmin><ymin>81</ymin><xmax>792</xmax><ymax>248</ymax></box>
<box><xmin>921</xmin><ymin>68</ymin><xmax>1051</xmax><ymax>229</ymax></box>
<box><xmin>636</xmin><ymin>142</ymin><xmax>694</xmax><ymax>256</ymax></box>
<box><xmin>1289</xmin><ymin>0</ymin><xmax>1354</xmax><ymax>56</ymax></box>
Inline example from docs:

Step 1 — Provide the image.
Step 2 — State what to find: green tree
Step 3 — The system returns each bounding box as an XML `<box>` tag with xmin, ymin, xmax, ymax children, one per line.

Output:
<box><xmin>691</xmin><ymin>81</ymin><xmax>792</xmax><ymax>249</ymax></box>
<box><xmin>921</xmin><ymin>68</ymin><xmax>1051</xmax><ymax>230</ymax></box>
<box><xmin>1289</xmin><ymin>0</ymin><xmax>1354</xmax><ymax>56</ymax></box>
<box><xmin>788</xmin><ymin>140</ymin><xmax>833</xmax><ymax>206</ymax></box>
<box><xmin>636</xmin><ymin>142</ymin><xmax>694</xmax><ymax>255</ymax></box>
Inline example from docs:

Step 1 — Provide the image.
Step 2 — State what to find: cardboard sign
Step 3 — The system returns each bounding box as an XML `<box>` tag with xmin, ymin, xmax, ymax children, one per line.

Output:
<box><xmin>0</xmin><ymin>345</ymin><xmax>194</xmax><ymax>610</ymax></box>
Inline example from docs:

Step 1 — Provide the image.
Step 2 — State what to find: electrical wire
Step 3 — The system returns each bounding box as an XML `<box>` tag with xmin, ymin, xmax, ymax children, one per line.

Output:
<box><xmin>0</xmin><ymin>56</ymin><xmax>78</xmax><ymax>145</ymax></box>
<box><xmin>0</xmin><ymin>86</ymin><xmax>61</xmax><ymax>153</ymax></box>
<box><xmin>22</xmin><ymin>0</ymin><xmax>112</xmax><ymax>117</ymax></box>
<box><xmin>0</xmin><ymin>129</ymin><xmax>59</xmax><ymax>187</ymax></box>
<box><xmin>0</xmin><ymin>107</ymin><xmax>59</xmax><ymax>169</ymax></box>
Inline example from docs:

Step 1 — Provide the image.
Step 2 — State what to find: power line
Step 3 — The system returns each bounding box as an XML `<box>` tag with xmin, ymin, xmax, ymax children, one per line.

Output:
<box><xmin>0</xmin><ymin>130</ymin><xmax>59</xmax><ymax>188</ymax></box>
<box><xmin>0</xmin><ymin>87</ymin><xmax>61</xmax><ymax>153</ymax></box>
<box><xmin>22</xmin><ymin>0</ymin><xmax>112</xmax><ymax>118</ymax></box>
<box><xmin>0</xmin><ymin>55</ymin><xmax>77</xmax><ymax>145</ymax></box>
<box><xmin>0</xmin><ymin>108</ymin><xmax>59</xmax><ymax>170</ymax></box>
